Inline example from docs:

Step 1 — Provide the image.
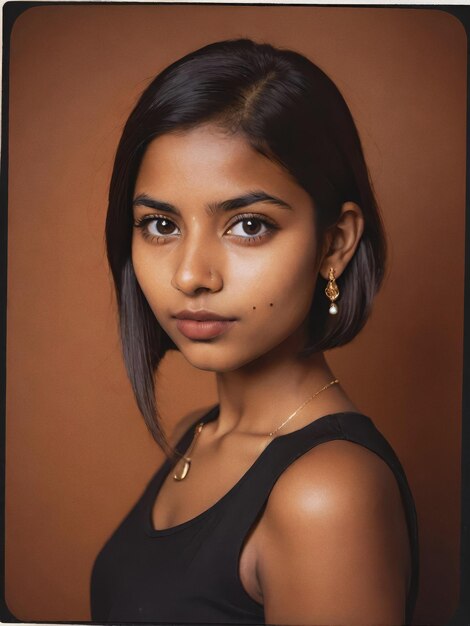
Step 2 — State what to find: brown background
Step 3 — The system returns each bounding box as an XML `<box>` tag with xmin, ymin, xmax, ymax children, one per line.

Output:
<box><xmin>6</xmin><ymin>5</ymin><xmax>466</xmax><ymax>624</ymax></box>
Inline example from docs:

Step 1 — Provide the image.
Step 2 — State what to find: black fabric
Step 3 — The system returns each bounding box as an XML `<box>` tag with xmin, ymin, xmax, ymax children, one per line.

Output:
<box><xmin>90</xmin><ymin>407</ymin><xmax>419</xmax><ymax>624</ymax></box>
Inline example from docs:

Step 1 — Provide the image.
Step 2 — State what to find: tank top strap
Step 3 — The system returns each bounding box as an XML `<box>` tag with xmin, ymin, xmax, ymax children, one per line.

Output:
<box><xmin>221</xmin><ymin>411</ymin><xmax>415</xmax><ymax>530</ymax></box>
<box><xmin>220</xmin><ymin>410</ymin><xmax>346</xmax><ymax>534</ymax></box>
<box><xmin>213</xmin><ymin>410</ymin><xmax>419</xmax><ymax>625</ymax></box>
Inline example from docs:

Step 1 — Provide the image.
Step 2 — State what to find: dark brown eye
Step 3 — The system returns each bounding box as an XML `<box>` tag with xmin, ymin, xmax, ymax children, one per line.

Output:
<box><xmin>134</xmin><ymin>214</ymin><xmax>181</xmax><ymax>241</ymax></box>
<box><xmin>154</xmin><ymin>218</ymin><xmax>177</xmax><ymax>235</ymax></box>
<box><xmin>242</xmin><ymin>219</ymin><xmax>262</xmax><ymax>235</ymax></box>
<box><xmin>227</xmin><ymin>217</ymin><xmax>269</xmax><ymax>239</ymax></box>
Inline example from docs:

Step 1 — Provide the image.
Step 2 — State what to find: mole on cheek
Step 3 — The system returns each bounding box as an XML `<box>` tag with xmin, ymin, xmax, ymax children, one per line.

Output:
<box><xmin>269</xmin><ymin>303</ymin><xmax>274</xmax><ymax>307</ymax></box>
<box><xmin>252</xmin><ymin>306</ymin><xmax>256</xmax><ymax>310</ymax></box>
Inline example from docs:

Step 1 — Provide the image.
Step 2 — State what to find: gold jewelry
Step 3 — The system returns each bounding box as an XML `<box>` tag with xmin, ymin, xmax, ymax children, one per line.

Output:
<box><xmin>173</xmin><ymin>422</ymin><xmax>204</xmax><ymax>481</ymax></box>
<box><xmin>325</xmin><ymin>267</ymin><xmax>339</xmax><ymax>315</ymax></box>
<box><xmin>172</xmin><ymin>378</ymin><xmax>339</xmax><ymax>481</ymax></box>
<box><xmin>267</xmin><ymin>379</ymin><xmax>339</xmax><ymax>437</ymax></box>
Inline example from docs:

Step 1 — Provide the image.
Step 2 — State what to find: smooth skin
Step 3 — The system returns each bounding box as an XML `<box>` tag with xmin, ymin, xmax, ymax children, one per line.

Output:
<box><xmin>132</xmin><ymin>124</ymin><xmax>411</xmax><ymax>625</ymax></box>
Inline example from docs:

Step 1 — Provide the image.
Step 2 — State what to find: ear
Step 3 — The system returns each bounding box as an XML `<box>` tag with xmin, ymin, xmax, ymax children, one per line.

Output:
<box><xmin>319</xmin><ymin>202</ymin><xmax>365</xmax><ymax>280</ymax></box>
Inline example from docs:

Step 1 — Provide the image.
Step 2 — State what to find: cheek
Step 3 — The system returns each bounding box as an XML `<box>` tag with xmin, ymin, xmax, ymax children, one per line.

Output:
<box><xmin>131</xmin><ymin>243</ymin><xmax>170</xmax><ymax>315</ymax></box>
<box><xmin>229</xmin><ymin>239</ymin><xmax>318</xmax><ymax>326</ymax></box>
<box><xmin>261</xmin><ymin>261</ymin><xmax>316</xmax><ymax>325</ymax></box>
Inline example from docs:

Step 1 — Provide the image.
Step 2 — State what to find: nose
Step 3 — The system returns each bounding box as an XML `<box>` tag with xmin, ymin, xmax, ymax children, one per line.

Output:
<box><xmin>170</xmin><ymin>236</ymin><xmax>223</xmax><ymax>296</ymax></box>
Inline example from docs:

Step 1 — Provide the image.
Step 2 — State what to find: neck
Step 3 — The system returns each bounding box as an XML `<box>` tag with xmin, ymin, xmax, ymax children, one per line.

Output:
<box><xmin>212</xmin><ymin>345</ymin><xmax>339</xmax><ymax>438</ymax></box>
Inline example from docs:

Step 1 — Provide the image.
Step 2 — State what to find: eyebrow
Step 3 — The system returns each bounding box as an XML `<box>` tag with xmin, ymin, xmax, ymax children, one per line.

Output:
<box><xmin>132</xmin><ymin>194</ymin><xmax>179</xmax><ymax>215</ymax></box>
<box><xmin>208</xmin><ymin>191</ymin><xmax>292</xmax><ymax>214</ymax></box>
<box><xmin>132</xmin><ymin>190</ymin><xmax>292</xmax><ymax>215</ymax></box>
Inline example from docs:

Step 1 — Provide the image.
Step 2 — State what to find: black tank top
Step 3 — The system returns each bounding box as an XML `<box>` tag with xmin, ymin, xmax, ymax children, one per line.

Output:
<box><xmin>90</xmin><ymin>407</ymin><xmax>419</xmax><ymax>624</ymax></box>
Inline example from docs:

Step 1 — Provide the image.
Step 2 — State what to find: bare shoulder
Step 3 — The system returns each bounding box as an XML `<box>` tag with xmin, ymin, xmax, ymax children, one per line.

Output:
<box><xmin>168</xmin><ymin>405</ymin><xmax>215</xmax><ymax>447</ymax></box>
<box><xmin>258</xmin><ymin>439</ymin><xmax>411</xmax><ymax>625</ymax></box>
<box><xmin>266</xmin><ymin>438</ymin><xmax>402</xmax><ymax>522</ymax></box>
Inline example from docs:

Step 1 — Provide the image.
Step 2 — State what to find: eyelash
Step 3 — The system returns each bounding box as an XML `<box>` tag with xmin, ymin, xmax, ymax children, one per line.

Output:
<box><xmin>132</xmin><ymin>212</ymin><xmax>279</xmax><ymax>245</ymax></box>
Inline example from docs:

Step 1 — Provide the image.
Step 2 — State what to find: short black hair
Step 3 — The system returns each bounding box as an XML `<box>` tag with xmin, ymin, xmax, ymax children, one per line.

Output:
<box><xmin>105</xmin><ymin>38</ymin><xmax>387</xmax><ymax>455</ymax></box>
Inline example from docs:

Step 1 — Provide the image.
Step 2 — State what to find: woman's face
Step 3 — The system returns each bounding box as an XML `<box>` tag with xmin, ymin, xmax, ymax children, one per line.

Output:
<box><xmin>132</xmin><ymin>124</ymin><xmax>321</xmax><ymax>372</ymax></box>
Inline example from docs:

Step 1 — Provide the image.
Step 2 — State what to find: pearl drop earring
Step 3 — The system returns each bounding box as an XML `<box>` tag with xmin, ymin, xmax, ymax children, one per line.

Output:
<box><xmin>325</xmin><ymin>267</ymin><xmax>339</xmax><ymax>315</ymax></box>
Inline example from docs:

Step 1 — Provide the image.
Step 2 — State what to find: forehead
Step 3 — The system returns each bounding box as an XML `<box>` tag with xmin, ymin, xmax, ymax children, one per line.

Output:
<box><xmin>134</xmin><ymin>124</ymin><xmax>312</xmax><ymax>209</ymax></box>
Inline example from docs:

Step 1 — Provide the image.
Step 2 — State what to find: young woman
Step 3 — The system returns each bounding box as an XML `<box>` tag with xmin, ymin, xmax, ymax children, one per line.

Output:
<box><xmin>90</xmin><ymin>39</ymin><xmax>419</xmax><ymax>625</ymax></box>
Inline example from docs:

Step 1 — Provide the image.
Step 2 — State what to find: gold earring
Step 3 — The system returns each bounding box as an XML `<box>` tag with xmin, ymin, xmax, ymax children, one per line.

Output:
<box><xmin>325</xmin><ymin>267</ymin><xmax>339</xmax><ymax>315</ymax></box>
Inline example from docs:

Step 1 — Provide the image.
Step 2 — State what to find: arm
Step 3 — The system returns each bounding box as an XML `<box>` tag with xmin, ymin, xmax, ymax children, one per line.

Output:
<box><xmin>257</xmin><ymin>439</ymin><xmax>411</xmax><ymax>626</ymax></box>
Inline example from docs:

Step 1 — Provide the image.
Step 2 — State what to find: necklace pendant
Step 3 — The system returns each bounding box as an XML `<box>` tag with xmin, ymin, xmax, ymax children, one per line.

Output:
<box><xmin>173</xmin><ymin>457</ymin><xmax>191</xmax><ymax>481</ymax></box>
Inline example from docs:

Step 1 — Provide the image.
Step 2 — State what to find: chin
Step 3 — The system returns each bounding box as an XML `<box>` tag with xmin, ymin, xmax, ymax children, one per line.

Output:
<box><xmin>177</xmin><ymin>340</ymin><xmax>279</xmax><ymax>374</ymax></box>
<box><xmin>179</xmin><ymin>350</ymin><xmax>246</xmax><ymax>373</ymax></box>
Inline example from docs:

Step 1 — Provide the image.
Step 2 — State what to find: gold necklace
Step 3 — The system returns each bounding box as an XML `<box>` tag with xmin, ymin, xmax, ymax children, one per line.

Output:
<box><xmin>173</xmin><ymin>378</ymin><xmax>339</xmax><ymax>481</ymax></box>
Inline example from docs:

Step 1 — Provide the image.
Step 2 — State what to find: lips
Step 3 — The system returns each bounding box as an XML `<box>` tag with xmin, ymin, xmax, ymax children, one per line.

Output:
<box><xmin>173</xmin><ymin>310</ymin><xmax>237</xmax><ymax>340</ymax></box>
